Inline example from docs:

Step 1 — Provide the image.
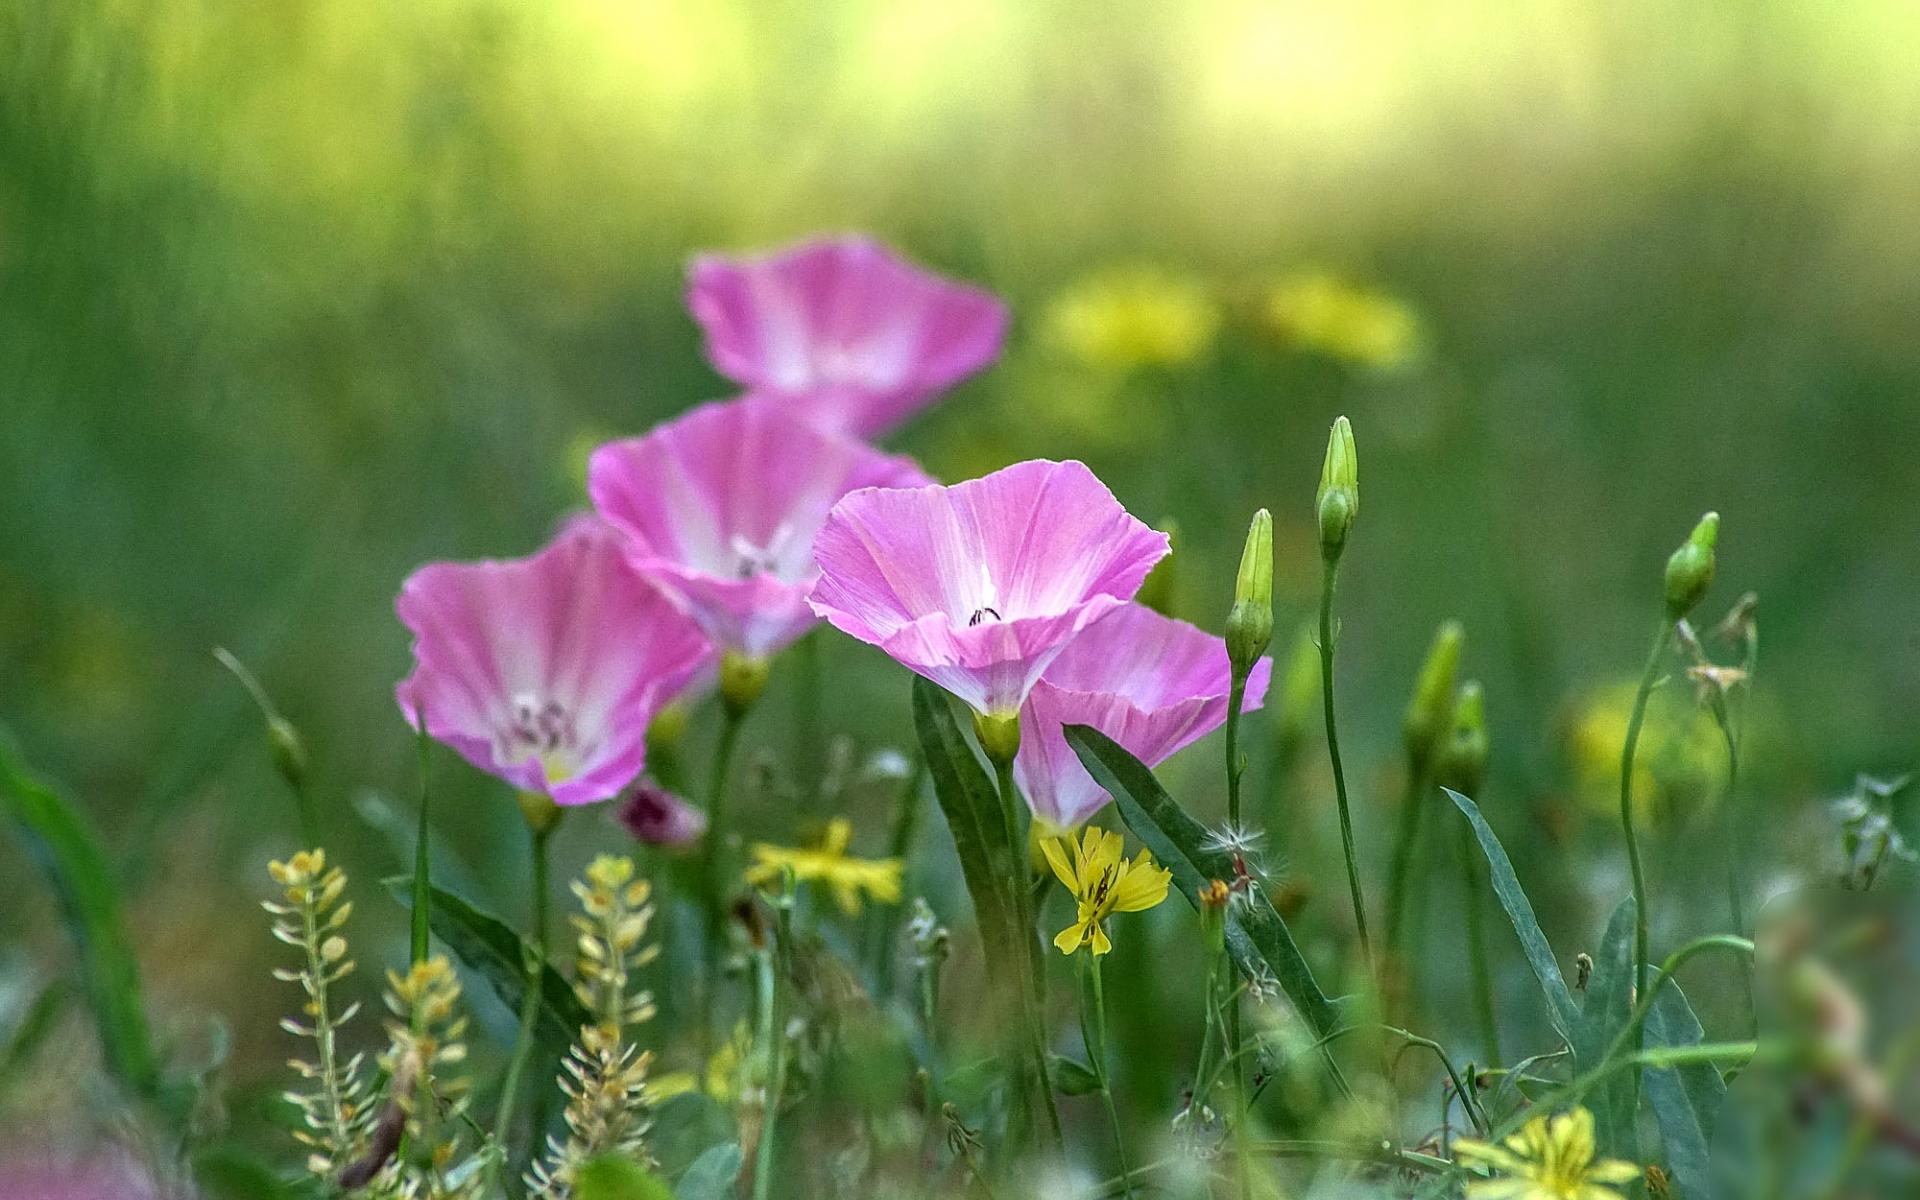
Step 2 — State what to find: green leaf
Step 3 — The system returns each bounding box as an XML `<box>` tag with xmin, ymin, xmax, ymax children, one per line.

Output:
<box><xmin>0</xmin><ymin>977</ymin><xmax>69</xmax><ymax>1082</ymax></box>
<box><xmin>575</xmin><ymin>1155</ymin><xmax>674</xmax><ymax>1200</ymax></box>
<box><xmin>1645</xmin><ymin>982</ymin><xmax>1725</xmax><ymax>1200</ymax></box>
<box><xmin>1067</xmin><ymin>724</ymin><xmax>1340</xmax><ymax>1038</ymax></box>
<box><xmin>1573</xmin><ymin>897</ymin><xmax>1640</xmax><ymax>1165</ymax></box>
<box><xmin>0</xmin><ymin>733</ymin><xmax>162</xmax><ymax>1099</ymax></box>
<box><xmin>1444</xmin><ymin>788</ymin><xmax>1579</xmax><ymax>1041</ymax></box>
<box><xmin>383</xmin><ymin>877</ymin><xmax>589</xmax><ymax>1057</ymax></box>
<box><xmin>1049</xmin><ymin>1054</ymin><xmax>1101</xmax><ymax>1096</ymax></box>
<box><xmin>674</xmin><ymin>1142</ymin><xmax>744</xmax><ymax>1200</ymax></box>
<box><xmin>910</xmin><ymin>678</ymin><xmax>1019</xmax><ymax>971</ymax></box>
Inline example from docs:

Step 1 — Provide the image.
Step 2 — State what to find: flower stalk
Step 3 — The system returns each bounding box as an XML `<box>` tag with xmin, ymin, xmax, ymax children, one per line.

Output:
<box><xmin>492</xmin><ymin>804</ymin><xmax>560</xmax><ymax>1166</ymax></box>
<box><xmin>1077</xmin><ymin>949</ymin><xmax>1136</xmax><ymax>1199</ymax></box>
<box><xmin>1314</xmin><ymin>417</ymin><xmax>1374</xmax><ymax>973</ymax></box>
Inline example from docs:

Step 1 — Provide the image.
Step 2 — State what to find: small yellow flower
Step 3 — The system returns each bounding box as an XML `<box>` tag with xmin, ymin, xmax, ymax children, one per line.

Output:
<box><xmin>1266</xmin><ymin>272</ymin><xmax>1422</xmax><ymax>369</ymax></box>
<box><xmin>1042</xmin><ymin>827</ymin><xmax>1172</xmax><ymax>956</ymax></box>
<box><xmin>1454</xmin><ymin>1108</ymin><xmax>1639</xmax><ymax>1200</ymax></box>
<box><xmin>1044</xmin><ymin>267</ymin><xmax>1221</xmax><ymax>369</ymax></box>
<box><xmin>744</xmin><ymin>818</ymin><xmax>902</xmax><ymax>915</ymax></box>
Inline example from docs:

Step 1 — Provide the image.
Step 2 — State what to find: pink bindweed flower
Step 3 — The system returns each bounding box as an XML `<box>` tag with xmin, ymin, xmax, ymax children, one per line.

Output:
<box><xmin>1014</xmin><ymin>603</ymin><xmax>1272</xmax><ymax>833</ymax></box>
<box><xmin>395</xmin><ymin>517</ymin><xmax>714</xmax><ymax>806</ymax></box>
<box><xmin>0</xmin><ymin>1151</ymin><xmax>168</xmax><ymax>1200</ymax></box>
<box><xmin>808</xmin><ymin>459</ymin><xmax>1170</xmax><ymax>717</ymax></box>
<box><xmin>686</xmin><ymin>235</ymin><xmax>1009</xmax><ymax>437</ymax></box>
<box><xmin>588</xmin><ymin>397</ymin><xmax>932</xmax><ymax>662</ymax></box>
<box><xmin>616</xmin><ymin>779</ymin><xmax>707</xmax><ymax>848</ymax></box>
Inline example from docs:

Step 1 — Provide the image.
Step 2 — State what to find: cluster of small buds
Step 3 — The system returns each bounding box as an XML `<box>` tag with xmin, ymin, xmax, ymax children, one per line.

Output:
<box><xmin>378</xmin><ymin>956</ymin><xmax>474</xmax><ymax>1186</ymax></box>
<box><xmin>264</xmin><ymin>850</ymin><xmax>376</xmax><ymax>1184</ymax></box>
<box><xmin>528</xmin><ymin>855</ymin><xmax>659</xmax><ymax>1197</ymax></box>
<box><xmin>1833</xmin><ymin>774</ymin><xmax>1916</xmax><ymax>889</ymax></box>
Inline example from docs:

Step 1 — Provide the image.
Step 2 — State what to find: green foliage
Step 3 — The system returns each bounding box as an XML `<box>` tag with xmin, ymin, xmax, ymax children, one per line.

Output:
<box><xmin>673</xmin><ymin>1143</ymin><xmax>744</xmax><ymax>1200</ymax></box>
<box><xmin>1444</xmin><ymin>787</ymin><xmax>1580</xmax><ymax>1042</ymax></box>
<box><xmin>1574</xmin><ymin>897</ymin><xmax>1641</xmax><ymax>1165</ymax></box>
<box><xmin>383</xmin><ymin>876</ymin><xmax>589</xmax><ymax>1061</ymax></box>
<box><xmin>0</xmin><ymin>730</ymin><xmax>163</xmax><ymax>1102</ymax></box>
<box><xmin>1066</xmin><ymin>723</ymin><xmax>1340</xmax><ymax>1037</ymax></box>
<box><xmin>1644</xmin><ymin>985</ymin><xmax>1725</xmax><ymax>1200</ymax></box>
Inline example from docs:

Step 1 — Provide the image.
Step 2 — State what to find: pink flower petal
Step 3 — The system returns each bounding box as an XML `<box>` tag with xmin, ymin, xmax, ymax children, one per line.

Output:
<box><xmin>810</xmin><ymin>460</ymin><xmax>1169</xmax><ymax>713</ymax></box>
<box><xmin>1015</xmin><ymin>604</ymin><xmax>1272</xmax><ymax>831</ymax></box>
<box><xmin>395</xmin><ymin>517</ymin><xmax>715</xmax><ymax>806</ymax></box>
<box><xmin>687</xmin><ymin>236</ymin><xmax>1008</xmax><ymax>436</ymax></box>
<box><xmin>588</xmin><ymin>397</ymin><xmax>931</xmax><ymax>660</ymax></box>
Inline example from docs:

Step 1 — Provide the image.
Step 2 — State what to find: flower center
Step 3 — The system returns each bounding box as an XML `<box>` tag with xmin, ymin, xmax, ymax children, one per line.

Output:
<box><xmin>502</xmin><ymin>693</ymin><xmax>578</xmax><ymax>780</ymax></box>
<box><xmin>967</xmin><ymin>606</ymin><xmax>1002</xmax><ymax>627</ymax></box>
<box><xmin>729</xmin><ymin>525</ymin><xmax>799</xmax><ymax>580</ymax></box>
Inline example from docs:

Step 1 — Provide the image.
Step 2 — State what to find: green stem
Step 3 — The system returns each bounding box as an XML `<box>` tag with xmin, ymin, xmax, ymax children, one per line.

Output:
<box><xmin>1457</xmin><ymin>816</ymin><xmax>1501</xmax><ymax>1066</ymax></box>
<box><xmin>491</xmin><ymin>821</ymin><xmax>554</xmax><ymax>1162</ymax></box>
<box><xmin>1384</xmin><ymin>1025</ymin><xmax>1488</xmax><ymax>1137</ymax></box>
<box><xmin>994</xmin><ymin>755</ymin><xmax>1063</xmax><ymax>1155</ymax></box>
<box><xmin>868</xmin><ymin>757</ymin><xmax>927</xmax><ymax>1000</ymax></box>
<box><xmin>1318</xmin><ymin>558</ymin><xmax>1374</xmax><ymax>969</ymax></box>
<box><xmin>753</xmin><ymin>889</ymin><xmax>793</xmax><ymax>1200</ymax></box>
<box><xmin>1383</xmin><ymin>763</ymin><xmax>1427</xmax><ymax>965</ymax></box>
<box><xmin>1619</xmin><ymin>620</ymin><xmax>1670</xmax><ymax>1044</ymax></box>
<box><xmin>701</xmin><ymin>706</ymin><xmax>747</xmax><ymax>1061</ymax></box>
<box><xmin>1223</xmin><ymin>667</ymin><xmax>1253</xmax><ymax>1200</ymax></box>
<box><xmin>794</xmin><ymin>630</ymin><xmax>822</xmax><ymax>806</ymax></box>
<box><xmin>1080</xmin><ymin>951</ymin><xmax>1136</xmax><ymax>1199</ymax></box>
<box><xmin>411</xmin><ymin>721</ymin><xmax>433</xmax><ymax>968</ymax></box>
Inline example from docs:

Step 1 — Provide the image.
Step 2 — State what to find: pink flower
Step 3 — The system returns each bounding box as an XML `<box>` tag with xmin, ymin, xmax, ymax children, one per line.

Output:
<box><xmin>808</xmin><ymin>459</ymin><xmax>1169</xmax><ymax>716</ymax></box>
<box><xmin>588</xmin><ymin>398</ymin><xmax>932</xmax><ymax>660</ymax></box>
<box><xmin>686</xmin><ymin>235</ymin><xmax>1008</xmax><ymax>437</ymax></box>
<box><xmin>395</xmin><ymin>518</ymin><xmax>714</xmax><ymax>806</ymax></box>
<box><xmin>617</xmin><ymin>780</ymin><xmax>707</xmax><ymax>848</ymax></box>
<box><xmin>0</xmin><ymin>1152</ymin><xmax>167</xmax><ymax>1200</ymax></box>
<box><xmin>1014</xmin><ymin>604</ymin><xmax>1272</xmax><ymax>832</ymax></box>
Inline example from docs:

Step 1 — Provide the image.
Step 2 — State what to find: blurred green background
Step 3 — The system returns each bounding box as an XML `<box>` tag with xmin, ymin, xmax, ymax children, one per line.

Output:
<box><xmin>3</xmin><ymin>0</ymin><xmax>1917</xmax><ymax>1139</ymax></box>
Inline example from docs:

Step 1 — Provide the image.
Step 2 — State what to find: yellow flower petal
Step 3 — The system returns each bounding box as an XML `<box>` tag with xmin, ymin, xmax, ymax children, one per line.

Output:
<box><xmin>1112</xmin><ymin>861</ymin><xmax>1171</xmax><ymax>912</ymax></box>
<box><xmin>1090</xmin><ymin>923</ymin><xmax>1113</xmax><ymax>956</ymax></box>
<box><xmin>1042</xmin><ymin>836</ymin><xmax>1077</xmax><ymax>892</ymax></box>
<box><xmin>1053</xmin><ymin>920</ymin><xmax>1088</xmax><ymax>955</ymax></box>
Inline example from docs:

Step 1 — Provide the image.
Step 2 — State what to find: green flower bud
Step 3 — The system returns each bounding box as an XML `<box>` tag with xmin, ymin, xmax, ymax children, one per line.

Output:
<box><xmin>1434</xmin><ymin>680</ymin><xmax>1489</xmax><ymax>797</ymax></box>
<box><xmin>1198</xmin><ymin>879</ymin><xmax>1231</xmax><ymax>956</ymax></box>
<box><xmin>1225</xmin><ymin>508</ymin><xmax>1274</xmax><ymax>675</ymax></box>
<box><xmin>972</xmin><ymin>710</ymin><xmax>1021</xmax><ymax>767</ymax></box>
<box><xmin>1663</xmin><ymin>511</ymin><xmax>1719</xmax><ymax>621</ymax></box>
<box><xmin>1402</xmin><ymin>620</ymin><xmax>1464</xmax><ymax>770</ymax></box>
<box><xmin>266</xmin><ymin>716</ymin><xmax>309</xmax><ymax>796</ymax></box>
<box><xmin>719</xmin><ymin>650</ymin><xmax>771</xmax><ymax>719</ymax></box>
<box><xmin>1135</xmin><ymin>517</ymin><xmax>1180</xmax><ymax>617</ymax></box>
<box><xmin>1315</xmin><ymin>416</ymin><xmax>1359</xmax><ymax>560</ymax></box>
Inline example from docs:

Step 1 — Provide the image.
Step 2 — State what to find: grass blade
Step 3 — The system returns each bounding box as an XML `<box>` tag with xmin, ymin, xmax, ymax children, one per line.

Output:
<box><xmin>1575</xmin><ymin>897</ymin><xmax>1641</xmax><ymax>1164</ymax></box>
<box><xmin>1444</xmin><ymin>787</ymin><xmax>1579</xmax><ymax>1041</ymax></box>
<box><xmin>0</xmin><ymin>732</ymin><xmax>162</xmax><ymax>1100</ymax></box>
<box><xmin>1067</xmin><ymin>724</ymin><xmax>1340</xmax><ymax>1037</ymax></box>
<box><xmin>910</xmin><ymin>678</ymin><xmax>1017</xmax><ymax>968</ymax></box>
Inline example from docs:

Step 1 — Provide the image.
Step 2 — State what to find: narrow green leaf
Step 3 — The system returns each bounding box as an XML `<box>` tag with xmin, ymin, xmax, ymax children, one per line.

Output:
<box><xmin>1067</xmin><ymin>724</ymin><xmax>1340</xmax><ymax>1037</ymax></box>
<box><xmin>1645</xmin><ymin>982</ymin><xmax>1725</xmax><ymax>1200</ymax></box>
<box><xmin>0</xmin><ymin>978</ymin><xmax>69</xmax><ymax>1082</ymax></box>
<box><xmin>1049</xmin><ymin>1054</ymin><xmax>1101</xmax><ymax>1096</ymax></box>
<box><xmin>910</xmin><ymin>678</ymin><xmax>1018</xmax><ymax>969</ymax></box>
<box><xmin>1444</xmin><ymin>788</ymin><xmax>1579</xmax><ymax>1041</ymax></box>
<box><xmin>0</xmin><ymin>733</ymin><xmax>161</xmax><ymax>1098</ymax></box>
<box><xmin>1573</xmin><ymin>897</ymin><xmax>1640</xmax><ymax>1165</ymax></box>
<box><xmin>674</xmin><ymin>1143</ymin><xmax>744</xmax><ymax>1200</ymax></box>
<box><xmin>575</xmin><ymin>1155</ymin><xmax>674</xmax><ymax>1200</ymax></box>
<box><xmin>383</xmin><ymin>877</ymin><xmax>588</xmax><ymax>1056</ymax></box>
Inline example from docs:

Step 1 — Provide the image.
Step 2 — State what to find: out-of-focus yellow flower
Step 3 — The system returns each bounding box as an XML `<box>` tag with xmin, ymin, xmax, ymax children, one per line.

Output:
<box><xmin>1568</xmin><ymin>681</ymin><xmax>1722</xmax><ymax>821</ymax></box>
<box><xmin>1044</xmin><ymin>267</ymin><xmax>1220</xmax><ymax>369</ymax></box>
<box><xmin>1265</xmin><ymin>272</ymin><xmax>1422</xmax><ymax>368</ymax></box>
<box><xmin>1042</xmin><ymin>827</ymin><xmax>1171</xmax><ymax>956</ymax></box>
<box><xmin>1454</xmin><ymin>1107</ymin><xmax>1639</xmax><ymax>1199</ymax></box>
<box><xmin>745</xmin><ymin>818</ymin><xmax>902</xmax><ymax>914</ymax></box>
<box><xmin>702</xmin><ymin>1021</ymin><xmax>755</xmax><ymax>1103</ymax></box>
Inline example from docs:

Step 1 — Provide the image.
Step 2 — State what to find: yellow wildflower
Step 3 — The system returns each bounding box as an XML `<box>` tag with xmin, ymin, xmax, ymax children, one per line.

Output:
<box><xmin>1454</xmin><ymin>1108</ymin><xmax>1639</xmax><ymax>1200</ymax></box>
<box><xmin>1044</xmin><ymin>267</ymin><xmax>1220</xmax><ymax>369</ymax></box>
<box><xmin>1042</xmin><ymin>827</ymin><xmax>1172</xmax><ymax>956</ymax></box>
<box><xmin>1266</xmin><ymin>272</ymin><xmax>1421</xmax><ymax>369</ymax></box>
<box><xmin>744</xmin><ymin>818</ymin><xmax>902</xmax><ymax>915</ymax></box>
